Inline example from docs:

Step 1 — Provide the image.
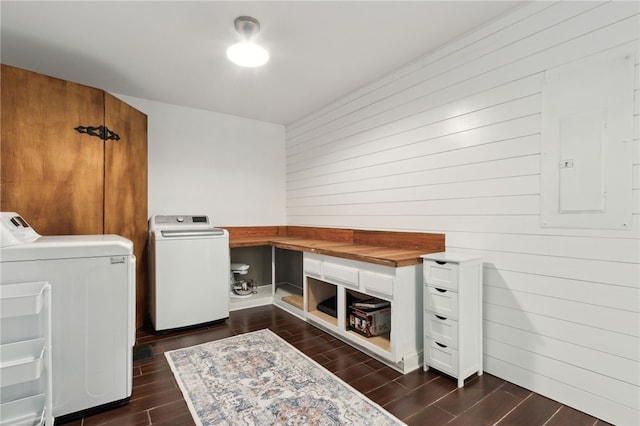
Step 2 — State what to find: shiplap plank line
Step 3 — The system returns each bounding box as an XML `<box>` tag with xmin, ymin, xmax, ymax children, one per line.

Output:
<box><xmin>284</xmin><ymin>2</ymin><xmax>554</xmax><ymax>137</ymax></box>
<box><xmin>288</xmin><ymin>25</ymin><xmax>637</xmax><ymax>160</ymax></box>
<box><xmin>483</xmin><ymin>268</ymin><xmax>639</xmax><ymax>312</ymax></box>
<box><xmin>443</xmin><ymin>248</ymin><xmax>638</xmax><ymax>288</ymax></box>
<box><xmin>484</xmin><ymin>303</ymin><xmax>639</xmax><ymax>362</ymax></box>
<box><xmin>444</xmin><ymin>231</ymin><xmax>639</xmax><ymax>264</ymax></box>
<box><xmin>283</xmin><ymin>214</ymin><xmax>640</xmax><ymax>240</ymax></box>
<box><xmin>288</xmin><ymin>154</ymin><xmax>540</xmax><ymax>194</ymax></box>
<box><xmin>286</xmin><ymin>71</ymin><xmax>542</xmax><ymax>159</ymax></box>
<box><xmin>285</xmin><ymin>1</ymin><xmax>598</xmax><ymax>142</ymax></box>
<box><xmin>484</xmin><ymin>321</ymin><xmax>639</xmax><ymax>385</ymax></box>
<box><xmin>484</xmin><ymin>338</ymin><xmax>640</xmax><ymax>410</ymax></box>
<box><xmin>484</xmin><ymin>353</ymin><xmax>639</xmax><ymax>425</ymax></box>
<box><xmin>287</xmin><ymin>175</ymin><xmax>539</xmax><ymax>206</ymax></box>
<box><xmin>484</xmin><ymin>285</ymin><xmax>638</xmax><ymax>336</ymax></box>
<box><xmin>287</xmin><ymin>135</ymin><xmax>539</xmax><ymax>193</ymax></box>
<box><xmin>287</xmin><ymin>79</ymin><xmax>542</xmax><ymax>174</ymax></box>
<box><xmin>287</xmin><ymin>117</ymin><xmax>540</xmax><ymax>183</ymax></box>
<box><xmin>286</xmin><ymin>3</ymin><xmax>636</xmax><ymax>150</ymax></box>
<box><xmin>287</xmin><ymin>194</ymin><xmax>539</xmax><ymax>217</ymax></box>
<box><xmin>287</xmin><ymin>87</ymin><xmax>542</xmax><ymax>166</ymax></box>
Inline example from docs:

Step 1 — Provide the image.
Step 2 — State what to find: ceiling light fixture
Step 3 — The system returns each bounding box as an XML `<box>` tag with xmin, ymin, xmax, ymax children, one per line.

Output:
<box><xmin>226</xmin><ymin>16</ymin><xmax>269</xmax><ymax>68</ymax></box>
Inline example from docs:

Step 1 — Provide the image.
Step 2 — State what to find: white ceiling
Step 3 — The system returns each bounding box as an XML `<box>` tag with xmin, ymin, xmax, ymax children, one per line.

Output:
<box><xmin>1</xmin><ymin>1</ymin><xmax>524</xmax><ymax>125</ymax></box>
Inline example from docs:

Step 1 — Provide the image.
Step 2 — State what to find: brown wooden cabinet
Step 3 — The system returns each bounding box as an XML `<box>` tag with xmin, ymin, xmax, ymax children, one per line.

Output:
<box><xmin>1</xmin><ymin>64</ymin><xmax>148</xmax><ymax>328</ymax></box>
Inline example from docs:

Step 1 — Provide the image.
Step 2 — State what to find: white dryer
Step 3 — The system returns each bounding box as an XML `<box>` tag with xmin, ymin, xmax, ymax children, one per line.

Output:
<box><xmin>148</xmin><ymin>215</ymin><xmax>229</xmax><ymax>331</ymax></box>
<box><xmin>0</xmin><ymin>212</ymin><xmax>135</xmax><ymax>420</ymax></box>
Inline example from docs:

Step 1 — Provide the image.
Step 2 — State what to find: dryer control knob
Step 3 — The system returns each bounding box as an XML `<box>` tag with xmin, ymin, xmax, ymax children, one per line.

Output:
<box><xmin>177</xmin><ymin>216</ymin><xmax>184</xmax><ymax>223</ymax></box>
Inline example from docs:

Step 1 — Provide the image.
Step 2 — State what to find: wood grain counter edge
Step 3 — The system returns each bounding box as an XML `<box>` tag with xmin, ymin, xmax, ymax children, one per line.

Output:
<box><xmin>223</xmin><ymin>226</ymin><xmax>445</xmax><ymax>267</ymax></box>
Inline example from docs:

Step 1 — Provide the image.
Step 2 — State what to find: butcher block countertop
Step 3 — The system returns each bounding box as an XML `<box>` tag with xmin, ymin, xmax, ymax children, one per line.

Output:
<box><xmin>223</xmin><ymin>226</ymin><xmax>445</xmax><ymax>267</ymax></box>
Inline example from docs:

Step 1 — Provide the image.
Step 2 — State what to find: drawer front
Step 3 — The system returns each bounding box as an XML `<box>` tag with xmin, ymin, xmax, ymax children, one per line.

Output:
<box><xmin>303</xmin><ymin>257</ymin><xmax>322</xmax><ymax>278</ymax></box>
<box><xmin>424</xmin><ymin>286</ymin><xmax>459</xmax><ymax>319</ymax></box>
<box><xmin>424</xmin><ymin>261</ymin><xmax>459</xmax><ymax>291</ymax></box>
<box><xmin>424</xmin><ymin>313</ymin><xmax>458</xmax><ymax>349</ymax></box>
<box><xmin>424</xmin><ymin>338</ymin><xmax>459</xmax><ymax>377</ymax></box>
<box><xmin>323</xmin><ymin>262</ymin><xmax>359</xmax><ymax>289</ymax></box>
<box><xmin>360</xmin><ymin>270</ymin><xmax>394</xmax><ymax>298</ymax></box>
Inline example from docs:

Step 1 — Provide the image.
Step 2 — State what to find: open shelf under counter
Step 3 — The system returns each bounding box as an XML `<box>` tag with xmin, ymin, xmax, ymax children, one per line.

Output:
<box><xmin>303</xmin><ymin>252</ymin><xmax>423</xmax><ymax>374</ymax></box>
<box><xmin>273</xmin><ymin>282</ymin><xmax>305</xmax><ymax>319</ymax></box>
<box><xmin>229</xmin><ymin>285</ymin><xmax>273</xmax><ymax>312</ymax></box>
<box><xmin>307</xmin><ymin>308</ymin><xmax>338</xmax><ymax>328</ymax></box>
<box><xmin>346</xmin><ymin>330</ymin><xmax>391</xmax><ymax>353</ymax></box>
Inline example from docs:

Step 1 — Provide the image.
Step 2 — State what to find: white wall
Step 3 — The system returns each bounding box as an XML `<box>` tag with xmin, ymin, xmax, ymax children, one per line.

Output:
<box><xmin>285</xmin><ymin>2</ymin><xmax>639</xmax><ymax>425</ymax></box>
<box><xmin>115</xmin><ymin>95</ymin><xmax>286</xmax><ymax>226</ymax></box>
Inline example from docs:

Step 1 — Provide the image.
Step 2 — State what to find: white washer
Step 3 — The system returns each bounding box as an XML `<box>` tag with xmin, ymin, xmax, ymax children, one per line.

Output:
<box><xmin>0</xmin><ymin>212</ymin><xmax>135</xmax><ymax>420</ymax></box>
<box><xmin>148</xmin><ymin>215</ymin><xmax>229</xmax><ymax>331</ymax></box>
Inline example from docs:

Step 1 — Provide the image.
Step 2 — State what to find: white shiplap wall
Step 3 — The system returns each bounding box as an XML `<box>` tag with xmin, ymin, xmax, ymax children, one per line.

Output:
<box><xmin>285</xmin><ymin>2</ymin><xmax>640</xmax><ymax>424</ymax></box>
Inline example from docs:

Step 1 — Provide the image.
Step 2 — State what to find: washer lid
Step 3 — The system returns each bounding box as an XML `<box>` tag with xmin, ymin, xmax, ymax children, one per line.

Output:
<box><xmin>0</xmin><ymin>234</ymin><xmax>133</xmax><ymax>262</ymax></box>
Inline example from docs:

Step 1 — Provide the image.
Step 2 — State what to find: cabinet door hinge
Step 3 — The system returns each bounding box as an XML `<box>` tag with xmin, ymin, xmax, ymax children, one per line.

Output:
<box><xmin>74</xmin><ymin>125</ymin><xmax>120</xmax><ymax>141</ymax></box>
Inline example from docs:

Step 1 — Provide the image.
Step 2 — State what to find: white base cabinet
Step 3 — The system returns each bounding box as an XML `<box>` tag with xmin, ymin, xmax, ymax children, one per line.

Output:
<box><xmin>302</xmin><ymin>253</ymin><xmax>423</xmax><ymax>374</ymax></box>
<box><xmin>0</xmin><ymin>281</ymin><xmax>53</xmax><ymax>426</ymax></box>
<box><xmin>422</xmin><ymin>252</ymin><xmax>483</xmax><ymax>387</ymax></box>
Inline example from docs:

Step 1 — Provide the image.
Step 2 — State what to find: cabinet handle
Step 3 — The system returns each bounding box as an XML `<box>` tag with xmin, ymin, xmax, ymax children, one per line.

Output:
<box><xmin>436</xmin><ymin>342</ymin><xmax>447</xmax><ymax>348</ymax></box>
<box><xmin>435</xmin><ymin>260</ymin><xmax>447</xmax><ymax>265</ymax></box>
<box><xmin>74</xmin><ymin>125</ymin><xmax>120</xmax><ymax>141</ymax></box>
<box><xmin>435</xmin><ymin>315</ymin><xmax>447</xmax><ymax>320</ymax></box>
<box><xmin>435</xmin><ymin>288</ymin><xmax>447</xmax><ymax>293</ymax></box>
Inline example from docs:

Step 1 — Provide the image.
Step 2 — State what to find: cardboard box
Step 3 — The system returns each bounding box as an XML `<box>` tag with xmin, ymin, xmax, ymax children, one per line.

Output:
<box><xmin>348</xmin><ymin>306</ymin><xmax>391</xmax><ymax>337</ymax></box>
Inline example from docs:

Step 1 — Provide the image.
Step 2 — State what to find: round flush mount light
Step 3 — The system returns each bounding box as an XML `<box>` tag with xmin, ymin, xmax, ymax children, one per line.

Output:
<box><xmin>226</xmin><ymin>16</ymin><xmax>269</xmax><ymax>68</ymax></box>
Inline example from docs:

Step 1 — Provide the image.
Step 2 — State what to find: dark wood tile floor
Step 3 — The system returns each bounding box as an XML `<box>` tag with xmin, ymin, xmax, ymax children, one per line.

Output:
<box><xmin>59</xmin><ymin>305</ymin><xmax>610</xmax><ymax>426</ymax></box>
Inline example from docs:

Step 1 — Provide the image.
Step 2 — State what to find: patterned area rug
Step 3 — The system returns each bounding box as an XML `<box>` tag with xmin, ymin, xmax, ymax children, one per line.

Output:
<box><xmin>165</xmin><ymin>329</ymin><xmax>404</xmax><ymax>425</ymax></box>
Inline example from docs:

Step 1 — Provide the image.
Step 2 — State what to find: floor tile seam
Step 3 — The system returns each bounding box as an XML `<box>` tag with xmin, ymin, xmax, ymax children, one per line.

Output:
<box><xmin>492</xmin><ymin>392</ymin><xmax>534</xmax><ymax>425</ymax></box>
<box><xmin>380</xmin><ymin>376</ymin><xmax>451</xmax><ymax>410</ymax></box>
<box><xmin>86</xmin><ymin>410</ymin><xmax>148</xmax><ymax>426</ymax></box>
<box><xmin>132</xmin><ymin>366</ymin><xmax>144</xmax><ymax>377</ymax></box>
<box><xmin>392</xmin><ymin>372</ymin><xmax>440</xmax><ymax>391</ymax></box>
<box><xmin>129</xmin><ymin>384</ymin><xmax>185</xmax><ymax>408</ymax></box>
<box><xmin>388</xmin><ymin>379</ymin><xmax>461</xmax><ymax>424</ymax></box>
<box><xmin>540</xmin><ymin>406</ymin><xmax>564</xmax><ymax>426</ymax></box>
<box><xmin>430</xmin><ymin>382</ymin><xmax>475</xmax><ymax>420</ymax></box>
<box><xmin>131</xmin><ymin>377</ymin><xmax>180</xmax><ymax>399</ymax></box>
<box><xmin>331</xmin><ymin>359</ymin><xmax>377</xmax><ymax>379</ymax></box>
<box><xmin>146</xmin><ymin>400</ymin><xmax>195</xmax><ymax>425</ymax></box>
<box><xmin>496</xmin><ymin>380</ymin><xmax>531</xmax><ymax>400</ymax></box>
<box><xmin>403</xmin><ymin>405</ymin><xmax>458</xmax><ymax>423</ymax></box>
<box><xmin>133</xmin><ymin>357</ymin><xmax>162</xmax><ymax>368</ymax></box>
<box><xmin>142</xmin><ymin>397</ymin><xmax>192</xmax><ymax>420</ymax></box>
<box><xmin>136</xmin><ymin>364</ymin><xmax>172</xmax><ymax>377</ymax></box>
<box><xmin>438</xmin><ymin>383</ymin><xmax>508</xmax><ymax>423</ymax></box>
<box><xmin>346</xmin><ymin>366</ymin><xmax>393</xmax><ymax>395</ymax></box>
<box><xmin>317</xmin><ymin>346</ymin><xmax>361</xmax><ymax>360</ymax></box>
<box><xmin>288</xmin><ymin>333</ymin><xmax>336</xmax><ymax>345</ymax></box>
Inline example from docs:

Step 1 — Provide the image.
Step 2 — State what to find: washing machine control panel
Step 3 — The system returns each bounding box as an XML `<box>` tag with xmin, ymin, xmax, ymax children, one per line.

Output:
<box><xmin>0</xmin><ymin>212</ymin><xmax>41</xmax><ymax>247</ymax></box>
<box><xmin>149</xmin><ymin>215</ymin><xmax>211</xmax><ymax>230</ymax></box>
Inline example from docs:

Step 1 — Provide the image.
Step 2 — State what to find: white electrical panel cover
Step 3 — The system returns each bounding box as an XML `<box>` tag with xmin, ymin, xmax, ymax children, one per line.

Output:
<box><xmin>540</xmin><ymin>44</ymin><xmax>636</xmax><ymax>229</ymax></box>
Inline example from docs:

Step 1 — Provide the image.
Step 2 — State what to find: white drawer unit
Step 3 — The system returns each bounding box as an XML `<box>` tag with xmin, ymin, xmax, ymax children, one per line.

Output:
<box><xmin>421</xmin><ymin>252</ymin><xmax>483</xmax><ymax>387</ymax></box>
